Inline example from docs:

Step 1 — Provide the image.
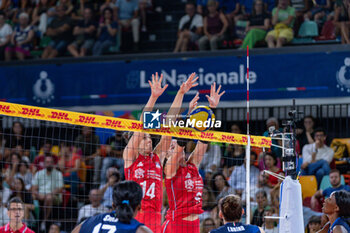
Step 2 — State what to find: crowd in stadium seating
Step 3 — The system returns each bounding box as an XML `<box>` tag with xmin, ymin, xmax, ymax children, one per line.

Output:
<box><xmin>0</xmin><ymin>115</ymin><xmax>350</xmax><ymax>232</ymax></box>
<box><xmin>0</xmin><ymin>0</ymin><xmax>349</xmax><ymax>61</ymax></box>
<box><xmin>176</xmin><ymin>0</ymin><xmax>350</xmax><ymax>52</ymax></box>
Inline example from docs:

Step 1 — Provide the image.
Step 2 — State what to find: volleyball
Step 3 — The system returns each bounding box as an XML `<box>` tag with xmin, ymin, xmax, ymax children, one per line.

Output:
<box><xmin>189</xmin><ymin>105</ymin><xmax>215</xmax><ymax>131</ymax></box>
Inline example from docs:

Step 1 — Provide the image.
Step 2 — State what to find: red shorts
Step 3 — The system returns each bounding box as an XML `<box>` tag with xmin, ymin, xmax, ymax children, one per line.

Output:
<box><xmin>135</xmin><ymin>210</ymin><xmax>161</xmax><ymax>233</ymax></box>
<box><xmin>161</xmin><ymin>218</ymin><xmax>200</xmax><ymax>233</ymax></box>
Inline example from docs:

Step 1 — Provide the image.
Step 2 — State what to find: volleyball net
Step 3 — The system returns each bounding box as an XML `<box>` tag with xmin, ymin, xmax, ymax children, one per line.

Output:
<box><xmin>0</xmin><ymin>101</ymin><xmax>273</xmax><ymax>233</ymax></box>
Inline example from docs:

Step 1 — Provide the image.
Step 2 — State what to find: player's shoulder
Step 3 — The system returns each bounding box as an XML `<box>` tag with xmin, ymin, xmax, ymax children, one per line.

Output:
<box><xmin>209</xmin><ymin>225</ymin><xmax>226</xmax><ymax>233</ymax></box>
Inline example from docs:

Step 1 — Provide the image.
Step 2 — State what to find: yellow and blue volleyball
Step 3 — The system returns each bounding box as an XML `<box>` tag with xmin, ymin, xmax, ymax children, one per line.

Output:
<box><xmin>189</xmin><ymin>105</ymin><xmax>215</xmax><ymax>131</ymax></box>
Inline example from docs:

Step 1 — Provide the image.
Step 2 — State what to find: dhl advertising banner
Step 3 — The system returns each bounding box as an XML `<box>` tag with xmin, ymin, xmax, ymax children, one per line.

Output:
<box><xmin>0</xmin><ymin>102</ymin><xmax>271</xmax><ymax>148</ymax></box>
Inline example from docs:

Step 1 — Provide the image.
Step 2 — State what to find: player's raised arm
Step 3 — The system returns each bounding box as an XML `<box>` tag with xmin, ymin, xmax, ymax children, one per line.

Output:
<box><xmin>154</xmin><ymin>72</ymin><xmax>198</xmax><ymax>164</ymax></box>
<box><xmin>124</xmin><ymin>73</ymin><xmax>168</xmax><ymax>168</ymax></box>
<box><xmin>188</xmin><ymin>82</ymin><xmax>225</xmax><ymax>167</ymax></box>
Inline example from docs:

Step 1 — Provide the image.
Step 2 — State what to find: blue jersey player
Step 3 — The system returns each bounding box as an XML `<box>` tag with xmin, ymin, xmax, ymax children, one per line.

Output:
<box><xmin>210</xmin><ymin>195</ymin><xmax>265</xmax><ymax>233</ymax></box>
<box><xmin>71</xmin><ymin>181</ymin><xmax>152</xmax><ymax>233</ymax></box>
<box><xmin>318</xmin><ymin>190</ymin><xmax>350</xmax><ymax>233</ymax></box>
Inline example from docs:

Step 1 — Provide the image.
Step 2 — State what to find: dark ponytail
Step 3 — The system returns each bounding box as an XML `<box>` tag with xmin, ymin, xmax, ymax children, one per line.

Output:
<box><xmin>113</xmin><ymin>181</ymin><xmax>143</xmax><ymax>224</ymax></box>
<box><xmin>334</xmin><ymin>190</ymin><xmax>350</xmax><ymax>226</ymax></box>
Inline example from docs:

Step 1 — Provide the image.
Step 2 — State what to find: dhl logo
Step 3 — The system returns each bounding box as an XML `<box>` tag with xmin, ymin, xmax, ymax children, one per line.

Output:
<box><xmin>129</xmin><ymin>122</ymin><xmax>143</xmax><ymax>130</ymax></box>
<box><xmin>78</xmin><ymin>116</ymin><xmax>97</xmax><ymax>124</ymax></box>
<box><xmin>153</xmin><ymin>128</ymin><xmax>171</xmax><ymax>133</ymax></box>
<box><xmin>21</xmin><ymin>107</ymin><xmax>42</xmax><ymax>116</ymax></box>
<box><xmin>221</xmin><ymin>135</ymin><xmax>237</xmax><ymax>143</ymax></box>
<box><xmin>0</xmin><ymin>105</ymin><xmax>12</xmax><ymax>113</ymax></box>
<box><xmin>178</xmin><ymin>129</ymin><xmax>195</xmax><ymax>137</ymax></box>
<box><xmin>200</xmin><ymin>132</ymin><xmax>215</xmax><ymax>139</ymax></box>
<box><xmin>49</xmin><ymin>111</ymin><xmax>71</xmax><ymax>120</ymax></box>
<box><xmin>105</xmin><ymin>119</ymin><xmax>122</xmax><ymax>128</ymax></box>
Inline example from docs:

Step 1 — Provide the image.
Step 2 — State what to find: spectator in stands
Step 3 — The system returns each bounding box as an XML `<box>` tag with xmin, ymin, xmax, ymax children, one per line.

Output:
<box><xmin>5</xmin><ymin>122</ymin><xmax>28</xmax><ymax>150</ymax></box>
<box><xmin>262</xmin><ymin>206</ymin><xmax>278</xmax><ymax>233</ymax></box>
<box><xmin>199</xmin><ymin>186</ymin><xmax>216</xmax><ymax>221</ymax></box>
<box><xmin>14</xmin><ymin>160</ymin><xmax>32</xmax><ymax>191</ymax></box>
<box><xmin>56</xmin><ymin>0</ymin><xmax>74</xmax><ymax>16</ymax></box>
<box><xmin>0</xmin><ymin>11</ymin><xmax>12</xmax><ymax>60</ymax></box>
<box><xmin>264</xmin><ymin>0</ymin><xmax>276</xmax><ymax>12</ymax></box>
<box><xmin>211</xmin><ymin>172</ymin><xmax>235</xmax><ymax>201</ymax></box>
<box><xmin>200</xmin><ymin>217</ymin><xmax>217</xmax><ymax>233</ymax></box>
<box><xmin>305</xmin><ymin>215</ymin><xmax>322</xmax><ymax>233</ymax></box>
<box><xmin>139</xmin><ymin>0</ymin><xmax>151</xmax><ymax>32</ymax></box>
<box><xmin>222</xmin><ymin>124</ymin><xmax>245</xmax><ymax>178</ymax></box>
<box><xmin>0</xmin><ymin>197</ymin><xmax>34</xmax><ymax>233</ymax></box>
<box><xmin>67</xmin><ymin>8</ymin><xmax>96</xmax><ymax>57</ymax></box>
<box><xmin>58</xmin><ymin>144</ymin><xmax>81</xmax><ymax>196</ymax></box>
<box><xmin>42</xmin><ymin>5</ymin><xmax>72</xmax><ymax>59</ymax></box>
<box><xmin>33</xmin><ymin>140</ymin><xmax>59</xmax><ymax>173</ymax></box>
<box><xmin>228</xmin><ymin>151</ymin><xmax>259</xmax><ymax>202</ymax></box>
<box><xmin>4</xmin><ymin>153</ymin><xmax>21</xmax><ymax>186</ymax></box>
<box><xmin>32</xmin><ymin>155</ymin><xmax>64</xmax><ymax>232</ymax></box>
<box><xmin>9</xmin><ymin>178</ymin><xmax>34</xmax><ymax>224</ymax></box>
<box><xmin>217</xmin><ymin>0</ymin><xmax>240</xmax><ymax>23</ymax></box>
<box><xmin>265</xmin><ymin>0</ymin><xmax>296</xmax><ymax>48</ymax></box>
<box><xmin>100</xmin><ymin>131</ymin><xmax>125</xmax><ymax>183</ymax></box>
<box><xmin>92</xmin><ymin>7</ymin><xmax>117</xmax><ymax>56</ymax></box>
<box><xmin>99</xmin><ymin>167</ymin><xmax>120</xmax><ymax>209</ymax></box>
<box><xmin>306</xmin><ymin>0</ymin><xmax>332</xmax><ymax>22</ymax></box>
<box><xmin>251</xmin><ymin>189</ymin><xmax>268</xmax><ymax>227</ymax></box>
<box><xmin>31</xmin><ymin>0</ymin><xmax>52</xmax><ymax>37</ymax></box>
<box><xmin>311</xmin><ymin>169</ymin><xmax>350</xmax><ymax>209</ymax></box>
<box><xmin>240</xmin><ymin>0</ymin><xmax>255</xmax><ymax>17</ymax></box>
<box><xmin>174</xmin><ymin>1</ymin><xmax>203</xmax><ymax>53</ymax></box>
<box><xmin>115</xmin><ymin>0</ymin><xmax>140</xmax><ymax>51</ymax></box>
<box><xmin>9</xmin><ymin>0</ymin><xmax>34</xmax><ymax>25</ymax></box>
<box><xmin>262</xmin><ymin>117</ymin><xmax>282</xmax><ymax>158</ymax></box>
<box><xmin>197</xmin><ymin>0</ymin><xmax>208</xmax><ymax>15</ymax></box>
<box><xmin>0</xmin><ymin>176</ymin><xmax>11</xmax><ymax>207</ymax></box>
<box><xmin>48</xmin><ymin>223</ymin><xmax>61</xmax><ymax>233</ymax></box>
<box><xmin>334</xmin><ymin>0</ymin><xmax>350</xmax><ymax>44</ymax></box>
<box><xmin>4</xmin><ymin>12</ymin><xmax>34</xmax><ymax>61</ymax></box>
<box><xmin>198</xmin><ymin>0</ymin><xmax>228</xmax><ymax>51</ymax></box>
<box><xmin>0</xmin><ymin>193</ymin><xmax>9</xmax><ymax>226</ymax></box>
<box><xmin>200</xmin><ymin>142</ymin><xmax>222</xmax><ymax>177</ymax></box>
<box><xmin>301</xmin><ymin>127</ymin><xmax>334</xmax><ymax>185</ymax></box>
<box><xmin>77</xmin><ymin>188</ymin><xmax>109</xmax><ymax>223</ymax></box>
<box><xmin>258</xmin><ymin>152</ymin><xmax>283</xmax><ymax>190</ymax></box>
<box><xmin>241</xmin><ymin>0</ymin><xmax>271</xmax><ymax>49</ymax></box>
<box><xmin>297</xmin><ymin>115</ymin><xmax>316</xmax><ymax>151</ymax></box>
<box><xmin>75</xmin><ymin>126</ymin><xmax>101</xmax><ymax>183</ymax></box>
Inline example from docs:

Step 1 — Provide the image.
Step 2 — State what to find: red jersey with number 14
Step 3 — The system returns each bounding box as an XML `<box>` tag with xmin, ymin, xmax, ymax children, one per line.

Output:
<box><xmin>165</xmin><ymin>162</ymin><xmax>204</xmax><ymax>220</ymax></box>
<box><xmin>125</xmin><ymin>153</ymin><xmax>163</xmax><ymax>212</ymax></box>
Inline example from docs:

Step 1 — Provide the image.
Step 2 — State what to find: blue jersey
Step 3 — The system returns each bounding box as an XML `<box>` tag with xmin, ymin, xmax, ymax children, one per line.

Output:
<box><xmin>79</xmin><ymin>211</ymin><xmax>144</xmax><ymax>233</ymax></box>
<box><xmin>210</xmin><ymin>222</ymin><xmax>261</xmax><ymax>233</ymax></box>
<box><xmin>328</xmin><ymin>217</ymin><xmax>350</xmax><ymax>233</ymax></box>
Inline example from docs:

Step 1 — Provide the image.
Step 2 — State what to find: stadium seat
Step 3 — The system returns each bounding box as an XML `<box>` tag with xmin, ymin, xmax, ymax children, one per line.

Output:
<box><xmin>320</xmin><ymin>175</ymin><xmax>345</xmax><ymax>191</ymax></box>
<box><xmin>298</xmin><ymin>21</ymin><xmax>318</xmax><ymax>38</ymax></box>
<box><xmin>299</xmin><ymin>175</ymin><xmax>318</xmax><ymax>199</ymax></box>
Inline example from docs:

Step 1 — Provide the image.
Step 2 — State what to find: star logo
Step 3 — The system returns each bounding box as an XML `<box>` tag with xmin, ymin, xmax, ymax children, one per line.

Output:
<box><xmin>143</xmin><ymin>110</ymin><xmax>162</xmax><ymax>129</ymax></box>
<box><xmin>151</xmin><ymin>109</ymin><xmax>162</xmax><ymax>122</ymax></box>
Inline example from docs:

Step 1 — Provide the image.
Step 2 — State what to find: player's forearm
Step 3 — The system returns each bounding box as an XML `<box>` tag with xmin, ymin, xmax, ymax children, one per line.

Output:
<box><xmin>166</xmin><ymin>91</ymin><xmax>184</xmax><ymax>123</ymax></box>
<box><xmin>140</xmin><ymin>95</ymin><xmax>158</xmax><ymax>122</ymax></box>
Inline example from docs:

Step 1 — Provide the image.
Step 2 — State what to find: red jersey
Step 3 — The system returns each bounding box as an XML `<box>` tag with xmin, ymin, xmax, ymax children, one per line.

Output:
<box><xmin>125</xmin><ymin>153</ymin><xmax>163</xmax><ymax>212</ymax></box>
<box><xmin>0</xmin><ymin>223</ymin><xmax>34</xmax><ymax>233</ymax></box>
<box><xmin>165</xmin><ymin>162</ymin><xmax>204</xmax><ymax>220</ymax></box>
